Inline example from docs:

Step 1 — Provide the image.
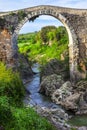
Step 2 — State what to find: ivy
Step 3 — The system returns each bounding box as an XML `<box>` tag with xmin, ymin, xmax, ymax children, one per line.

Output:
<box><xmin>18</xmin><ymin>10</ymin><xmax>27</xmax><ymax>21</ymax></box>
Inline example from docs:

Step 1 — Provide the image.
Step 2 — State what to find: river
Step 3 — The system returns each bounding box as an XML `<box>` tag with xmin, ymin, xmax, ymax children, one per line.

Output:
<box><xmin>24</xmin><ymin>63</ymin><xmax>59</xmax><ymax>108</ymax></box>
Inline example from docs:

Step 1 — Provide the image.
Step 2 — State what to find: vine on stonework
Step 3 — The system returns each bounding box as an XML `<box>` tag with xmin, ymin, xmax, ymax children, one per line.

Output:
<box><xmin>18</xmin><ymin>10</ymin><xmax>27</xmax><ymax>21</ymax></box>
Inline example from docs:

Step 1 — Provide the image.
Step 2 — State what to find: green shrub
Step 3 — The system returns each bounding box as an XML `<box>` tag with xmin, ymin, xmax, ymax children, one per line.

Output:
<box><xmin>5</xmin><ymin>107</ymin><xmax>56</xmax><ymax>130</ymax></box>
<box><xmin>0</xmin><ymin>62</ymin><xmax>25</xmax><ymax>105</ymax></box>
<box><xmin>0</xmin><ymin>96</ymin><xmax>12</xmax><ymax>125</ymax></box>
<box><xmin>18</xmin><ymin>10</ymin><xmax>27</xmax><ymax>21</ymax></box>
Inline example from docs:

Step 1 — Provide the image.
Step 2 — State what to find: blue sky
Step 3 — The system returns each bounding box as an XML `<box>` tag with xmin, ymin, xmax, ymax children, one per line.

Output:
<box><xmin>0</xmin><ymin>0</ymin><xmax>87</xmax><ymax>33</ymax></box>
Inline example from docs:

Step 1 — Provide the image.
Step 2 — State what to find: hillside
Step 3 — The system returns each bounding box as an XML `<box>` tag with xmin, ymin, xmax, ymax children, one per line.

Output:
<box><xmin>18</xmin><ymin>26</ymin><xmax>69</xmax><ymax>64</ymax></box>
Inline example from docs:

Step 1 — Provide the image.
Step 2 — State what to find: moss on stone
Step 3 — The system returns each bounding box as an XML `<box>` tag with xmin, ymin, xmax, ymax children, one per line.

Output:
<box><xmin>18</xmin><ymin>10</ymin><xmax>27</xmax><ymax>21</ymax></box>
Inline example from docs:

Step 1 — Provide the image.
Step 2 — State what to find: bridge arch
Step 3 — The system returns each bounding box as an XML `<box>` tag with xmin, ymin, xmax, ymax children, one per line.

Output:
<box><xmin>12</xmin><ymin>7</ymin><xmax>79</xmax><ymax>81</ymax></box>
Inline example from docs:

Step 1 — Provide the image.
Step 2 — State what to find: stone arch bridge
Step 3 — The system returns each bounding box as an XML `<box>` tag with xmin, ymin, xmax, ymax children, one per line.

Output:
<box><xmin>0</xmin><ymin>5</ymin><xmax>87</xmax><ymax>81</ymax></box>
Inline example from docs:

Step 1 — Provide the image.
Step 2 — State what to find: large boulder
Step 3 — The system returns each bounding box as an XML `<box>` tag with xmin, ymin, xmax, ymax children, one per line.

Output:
<box><xmin>39</xmin><ymin>74</ymin><xmax>64</xmax><ymax>97</ymax></box>
<box><xmin>52</xmin><ymin>80</ymin><xmax>87</xmax><ymax>113</ymax></box>
<box><xmin>62</xmin><ymin>81</ymin><xmax>87</xmax><ymax>113</ymax></box>
<box><xmin>62</xmin><ymin>93</ymin><xmax>81</xmax><ymax>112</ymax></box>
<box><xmin>72</xmin><ymin>80</ymin><xmax>87</xmax><ymax>114</ymax></box>
<box><xmin>52</xmin><ymin>81</ymin><xmax>72</xmax><ymax>104</ymax></box>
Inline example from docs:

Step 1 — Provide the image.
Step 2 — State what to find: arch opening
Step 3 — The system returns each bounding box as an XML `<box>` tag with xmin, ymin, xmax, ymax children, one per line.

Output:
<box><xmin>17</xmin><ymin>14</ymin><xmax>70</xmax><ymax>81</ymax></box>
<box><xmin>13</xmin><ymin>9</ymin><xmax>79</xmax><ymax>81</ymax></box>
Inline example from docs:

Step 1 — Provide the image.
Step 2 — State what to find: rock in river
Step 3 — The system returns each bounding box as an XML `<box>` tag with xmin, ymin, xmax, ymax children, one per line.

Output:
<box><xmin>35</xmin><ymin>105</ymin><xmax>70</xmax><ymax>130</ymax></box>
<box><xmin>52</xmin><ymin>81</ymin><xmax>72</xmax><ymax>104</ymax></box>
<box><xmin>39</xmin><ymin>74</ymin><xmax>64</xmax><ymax>97</ymax></box>
<box><xmin>62</xmin><ymin>92</ymin><xmax>81</xmax><ymax>111</ymax></box>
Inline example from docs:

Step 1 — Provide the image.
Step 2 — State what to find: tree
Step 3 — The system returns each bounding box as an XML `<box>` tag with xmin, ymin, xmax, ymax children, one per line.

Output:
<box><xmin>40</xmin><ymin>26</ymin><xmax>57</xmax><ymax>43</ymax></box>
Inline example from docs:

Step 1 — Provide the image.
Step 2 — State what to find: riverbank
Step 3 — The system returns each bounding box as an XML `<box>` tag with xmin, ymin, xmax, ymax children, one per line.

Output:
<box><xmin>23</xmin><ymin>63</ymin><xmax>70</xmax><ymax>130</ymax></box>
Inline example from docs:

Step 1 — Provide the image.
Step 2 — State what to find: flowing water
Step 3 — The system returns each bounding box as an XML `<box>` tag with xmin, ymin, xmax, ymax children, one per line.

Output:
<box><xmin>24</xmin><ymin>63</ymin><xmax>59</xmax><ymax>108</ymax></box>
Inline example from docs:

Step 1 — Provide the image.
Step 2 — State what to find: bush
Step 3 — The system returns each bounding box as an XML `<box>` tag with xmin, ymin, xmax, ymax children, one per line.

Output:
<box><xmin>0</xmin><ymin>62</ymin><xmax>25</xmax><ymax>105</ymax></box>
<box><xmin>5</xmin><ymin>107</ymin><xmax>56</xmax><ymax>130</ymax></box>
<box><xmin>0</xmin><ymin>96</ymin><xmax>12</xmax><ymax>125</ymax></box>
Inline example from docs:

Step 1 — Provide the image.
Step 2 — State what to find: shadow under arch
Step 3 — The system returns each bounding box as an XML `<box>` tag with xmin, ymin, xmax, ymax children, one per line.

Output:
<box><xmin>13</xmin><ymin>7</ymin><xmax>79</xmax><ymax>81</ymax></box>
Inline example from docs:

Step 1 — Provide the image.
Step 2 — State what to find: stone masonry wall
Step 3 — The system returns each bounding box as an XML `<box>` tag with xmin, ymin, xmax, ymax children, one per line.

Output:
<box><xmin>61</xmin><ymin>13</ymin><xmax>87</xmax><ymax>79</ymax></box>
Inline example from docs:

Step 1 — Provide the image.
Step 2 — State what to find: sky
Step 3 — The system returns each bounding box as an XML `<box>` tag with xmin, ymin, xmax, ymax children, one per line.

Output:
<box><xmin>0</xmin><ymin>0</ymin><xmax>87</xmax><ymax>33</ymax></box>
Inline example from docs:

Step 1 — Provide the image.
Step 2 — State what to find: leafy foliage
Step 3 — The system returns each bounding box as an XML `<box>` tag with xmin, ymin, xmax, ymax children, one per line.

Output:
<box><xmin>5</xmin><ymin>107</ymin><xmax>56</xmax><ymax>130</ymax></box>
<box><xmin>0</xmin><ymin>62</ymin><xmax>25</xmax><ymax>105</ymax></box>
<box><xmin>18</xmin><ymin>10</ymin><xmax>27</xmax><ymax>21</ymax></box>
<box><xmin>18</xmin><ymin>26</ymin><xmax>69</xmax><ymax>64</ymax></box>
<box><xmin>40</xmin><ymin>26</ymin><xmax>56</xmax><ymax>43</ymax></box>
<box><xmin>0</xmin><ymin>96</ymin><xmax>12</xmax><ymax>125</ymax></box>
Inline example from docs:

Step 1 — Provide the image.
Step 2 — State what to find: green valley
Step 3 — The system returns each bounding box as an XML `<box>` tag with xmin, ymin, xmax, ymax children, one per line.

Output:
<box><xmin>18</xmin><ymin>26</ymin><xmax>69</xmax><ymax>64</ymax></box>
